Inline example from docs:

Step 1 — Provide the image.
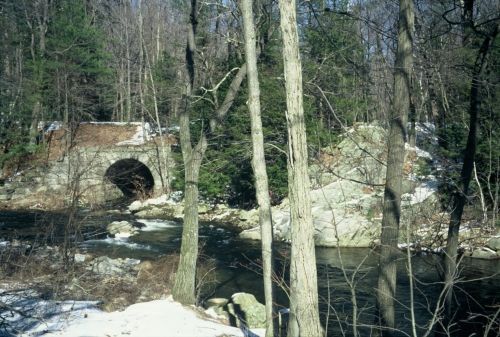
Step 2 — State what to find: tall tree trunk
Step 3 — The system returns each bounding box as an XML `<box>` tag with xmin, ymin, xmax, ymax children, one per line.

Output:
<box><xmin>240</xmin><ymin>0</ymin><xmax>275</xmax><ymax>335</ymax></box>
<box><xmin>124</xmin><ymin>0</ymin><xmax>132</xmax><ymax>122</ymax></box>
<box><xmin>172</xmin><ymin>109</ymin><xmax>207</xmax><ymax>304</ymax></box>
<box><xmin>172</xmin><ymin>0</ymin><xmax>200</xmax><ymax>305</ymax></box>
<box><xmin>142</xmin><ymin>4</ymin><xmax>170</xmax><ymax>194</ymax></box>
<box><xmin>138</xmin><ymin>0</ymin><xmax>145</xmax><ymax>124</ymax></box>
<box><xmin>443</xmin><ymin>23</ymin><xmax>498</xmax><ymax>319</ymax></box>
<box><xmin>172</xmin><ymin>0</ymin><xmax>247</xmax><ymax>305</ymax></box>
<box><xmin>27</xmin><ymin>0</ymin><xmax>50</xmax><ymax>143</ymax></box>
<box><xmin>277</xmin><ymin>1</ymin><xmax>322</xmax><ymax>336</ymax></box>
<box><xmin>172</xmin><ymin>0</ymin><xmax>201</xmax><ymax>304</ymax></box>
<box><xmin>376</xmin><ymin>0</ymin><xmax>413</xmax><ymax>335</ymax></box>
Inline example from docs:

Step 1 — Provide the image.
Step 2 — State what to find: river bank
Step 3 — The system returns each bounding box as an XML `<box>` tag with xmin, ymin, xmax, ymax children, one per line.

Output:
<box><xmin>0</xmin><ymin>234</ymin><xmax>267</xmax><ymax>336</ymax></box>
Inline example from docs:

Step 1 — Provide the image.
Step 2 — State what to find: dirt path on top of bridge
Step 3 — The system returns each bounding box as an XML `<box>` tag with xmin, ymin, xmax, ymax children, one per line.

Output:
<box><xmin>44</xmin><ymin>123</ymin><xmax>148</xmax><ymax>161</ymax></box>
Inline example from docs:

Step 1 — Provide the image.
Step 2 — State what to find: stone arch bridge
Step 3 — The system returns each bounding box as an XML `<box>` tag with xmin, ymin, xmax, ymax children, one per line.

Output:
<box><xmin>40</xmin><ymin>122</ymin><xmax>175</xmax><ymax>203</ymax></box>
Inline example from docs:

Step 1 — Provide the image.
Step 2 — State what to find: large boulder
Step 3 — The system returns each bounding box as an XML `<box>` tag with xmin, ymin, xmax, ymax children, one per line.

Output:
<box><xmin>469</xmin><ymin>247</ymin><xmax>499</xmax><ymax>260</ymax></box>
<box><xmin>128</xmin><ymin>194</ymin><xmax>169</xmax><ymax>212</ymax></box>
<box><xmin>236</xmin><ymin>209</ymin><xmax>259</xmax><ymax>230</ymax></box>
<box><xmin>239</xmin><ymin>227</ymin><xmax>261</xmax><ymax>241</ymax></box>
<box><xmin>227</xmin><ymin>292</ymin><xmax>266</xmax><ymax>329</ymax></box>
<box><xmin>486</xmin><ymin>236</ymin><xmax>500</xmax><ymax>251</ymax></box>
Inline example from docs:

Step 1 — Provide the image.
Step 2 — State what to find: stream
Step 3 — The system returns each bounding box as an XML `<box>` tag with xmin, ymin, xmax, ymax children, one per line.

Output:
<box><xmin>0</xmin><ymin>208</ymin><xmax>498</xmax><ymax>337</ymax></box>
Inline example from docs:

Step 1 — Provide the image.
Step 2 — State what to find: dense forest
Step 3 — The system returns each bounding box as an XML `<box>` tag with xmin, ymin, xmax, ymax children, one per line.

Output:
<box><xmin>0</xmin><ymin>0</ymin><xmax>499</xmax><ymax>336</ymax></box>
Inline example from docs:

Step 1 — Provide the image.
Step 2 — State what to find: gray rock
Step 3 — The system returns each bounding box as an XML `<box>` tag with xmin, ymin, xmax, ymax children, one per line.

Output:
<box><xmin>0</xmin><ymin>193</ymin><xmax>11</xmax><ymax>201</ymax></box>
<box><xmin>198</xmin><ymin>203</ymin><xmax>210</xmax><ymax>214</ymax></box>
<box><xmin>107</xmin><ymin>221</ymin><xmax>139</xmax><ymax>238</ymax></box>
<box><xmin>239</xmin><ymin>228</ymin><xmax>261</xmax><ymax>241</ymax></box>
<box><xmin>471</xmin><ymin>247</ymin><xmax>498</xmax><ymax>259</ymax></box>
<box><xmin>135</xmin><ymin>204</ymin><xmax>184</xmax><ymax>219</ymax></box>
<box><xmin>238</xmin><ymin>209</ymin><xmax>259</xmax><ymax>229</ymax></box>
<box><xmin>10</xmin><ymin>187</ymin><xmax>33</xmax><ymax>199</ymax></box>
<box><xmin>206</xmin><ymin>297</ymin><xmax>229</xmax><ymax>308</ymax></box>
<box><xmin>90</xmin><ymin>256</ymin><xmax>140</xmax><ymax>276</ymax></box>
<box><xmin>129</xmin><ymin>200</ymin><xmax>145</xmax><ymax>212</ymax></box>
<box><xmin>205</xmin><ymin>306</ymin><xmax>230</xmax><ymax>320</ymax></box>
<box><xmin>486</xmin><ymin>237</ymin><xmax>500</xmax><ymax>251</ymax></box>
<box><xmin>228</xmin><ymin>292</ymin><xmax>266</xmax><ymax>329</ymax></box>
<box><xmin>74</xmin><ymin>253</ymin><xmax>89</xmax><ymax>263</ymax></box>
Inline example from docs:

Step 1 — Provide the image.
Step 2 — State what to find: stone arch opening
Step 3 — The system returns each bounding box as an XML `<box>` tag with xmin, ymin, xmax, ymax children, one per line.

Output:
<box><xmin>104</xmin><ymin>158</ymin><xmax>154</xmax><ymax>198</ymax></box>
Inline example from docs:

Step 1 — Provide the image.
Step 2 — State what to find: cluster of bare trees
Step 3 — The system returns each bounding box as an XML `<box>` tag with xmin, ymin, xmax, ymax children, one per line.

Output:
<box><xmin>168</xmin><ymin>1</ymin><xmax>498</xmax><ymax>336</ymax></box>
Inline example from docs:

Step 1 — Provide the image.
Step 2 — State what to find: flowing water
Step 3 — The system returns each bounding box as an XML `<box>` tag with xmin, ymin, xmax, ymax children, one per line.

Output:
<box><xmin>0</xmin><ymin>209</ymin><xmax>498</xmax><ymax>336</ymax></box>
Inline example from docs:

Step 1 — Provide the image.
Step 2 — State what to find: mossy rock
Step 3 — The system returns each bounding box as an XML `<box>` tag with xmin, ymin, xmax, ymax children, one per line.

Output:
<box><xmin>227</xmin><ymin>292</ymin><xmax>266</xmax><ymax>329</ymax></box>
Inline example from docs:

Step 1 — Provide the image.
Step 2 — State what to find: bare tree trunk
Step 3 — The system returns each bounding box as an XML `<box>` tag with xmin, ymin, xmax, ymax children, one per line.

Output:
<box><xmin>172</xmin><ymin>0</ymin><xmax>200</xmax><ymax>305</ymax></box>
<box><xmin>277</xmin><ymin>0</ymin><xmax>322</xmax><ymax>336</ymax></box>
<box><xmin>124</xmin><ymin>0</ymin><xmax>132</xmax><ymax>122</ymax></box>
<box><xmin>26</xmin><ymin>0</ymin><xmax>50</xmax><ymax>143</ymax></box>
<box><xmin>138</xmin><ymin>0</ymin><xmax>145</xmax><ymax>124</ymax></box>
<box><xmin>142</xmin><ymin>3</ymin><xmax>170</xmax><ymax>194</ymax></box>
<box><xmin>172</xmin><ymin>109</ymin><xmax>206</xmax><ymax>304</ymax></box>
<box><xmin>171</xmin><ymin>20</ymin><xmax>203</xmax><ymax>303</ymax></box>
<box><xmin>443</xmin><ymin>23</ymin><xmax>498</xmax><ymax>319</ymax></box>
<box><xmin>240</xmin><ymin>0</ymin><xmax>275</xmax><ymax>335</ymax></box>
<box><xmin>376</xmin><ymin>0</ymin><xmax>413</xmax><ymax>335</ymax></box>
<box><xmin>156</xmin><ymin>7</ymin><xmax>161</xmax><ymax>63</ymax></box>
<box><xmin>172</xmin><ymin>0</ymin><xmax>247</xmax><ymax>305</ymax></box>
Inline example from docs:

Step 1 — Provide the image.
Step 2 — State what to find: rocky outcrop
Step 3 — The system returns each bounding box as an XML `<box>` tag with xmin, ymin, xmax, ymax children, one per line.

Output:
<box><xmin>240</xmin><ymin>124</ymin><xmax>440</xmax><ymax>247</ymax></box>
<box><xmin>128</xmin><ymin>195</ymin><xmax>261</xmax><ymax>231</ymax></box>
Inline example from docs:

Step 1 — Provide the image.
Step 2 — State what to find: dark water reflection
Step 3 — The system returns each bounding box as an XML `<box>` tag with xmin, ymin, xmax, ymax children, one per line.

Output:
<box><xmin>0</xmin><ymin>210</ymin><xmax>498</xmax><ymax>336</ymax></box>
<box><xmin>315</xmin><ymin>247</ymin><xmax>499</xmax><ymax>336</ymax></box>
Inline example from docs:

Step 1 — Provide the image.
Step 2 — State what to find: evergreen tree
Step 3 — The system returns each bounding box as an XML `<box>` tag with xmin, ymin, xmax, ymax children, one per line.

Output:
<box><xmin>44</xmin><ymin>0</ymin><xmax>111</xmax><ymax>124</ymax></box>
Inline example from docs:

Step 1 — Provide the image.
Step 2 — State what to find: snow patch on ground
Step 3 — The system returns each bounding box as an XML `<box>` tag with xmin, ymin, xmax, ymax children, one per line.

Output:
<box><xmin>1</xmin><ymin>288</ymin><xmax>100</xmax><ymax>337</ymax></box>
<box><xmin>405</xmin><ymin>143</ymin><xmax>433</xmax><ymax>159</ymax></box>
<box><xmin>402</xmin><ymin>179</ymin><xmax>439</xmax><ymax>206</ymax></box>
<box><xmin>37</xmin><ymin>298</ymin><xmax>255</xmax><ymax>337</ymax></box>
<box><xmin>116</xmin><ymin>123</ymin><xmax>152</xmax><ymax>146</ymax></box>
<box><xmin>2</xmin><ymin>289</ymin><xmax>260</xmax><ymax>337</ymax></box>
<box><xmin>86</xmin><ymin>122</ymin><xmax>143</xmax><ymax>126</ymax></box>
<box><xmin>415</xmin><ymin>123</ymin><xmax>438</xmax><ymax>144</ymax></box>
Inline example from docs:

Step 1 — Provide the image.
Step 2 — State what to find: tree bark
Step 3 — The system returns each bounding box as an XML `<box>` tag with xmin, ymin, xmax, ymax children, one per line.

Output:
<box><xmin>376</xmin><ymin>0</ymin><xmax>413</xmax><ymax>335</ymax></box>
<box><xmin>172</xmin><ymin>0</ymin><xmax>200</xmax><ymax>305</ymax></box>
<box><xmin>277</xmin><ymin>0</ymin><xmax>322</xmax><ymax>336</ymax></box>
<box><xmin>172</xmin><ymin>112</ymin><xmax>206</xmax><ymax>304</ymax></box>
<box><xmin>239</xmin><ymin>0</ymin><xmax>275</xmax><ymax>335</ymax></box>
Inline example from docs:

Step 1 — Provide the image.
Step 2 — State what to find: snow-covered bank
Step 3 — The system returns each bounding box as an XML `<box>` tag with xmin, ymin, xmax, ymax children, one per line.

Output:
<box><xmin>36</xmin><ymin>298</ymin><xmax>260</xmax><ymax>337</ymax></box>
<box><xmin>1</xmin><ymin>288</ymin><xmax>263</xmax><ymax>337</ymax></box>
